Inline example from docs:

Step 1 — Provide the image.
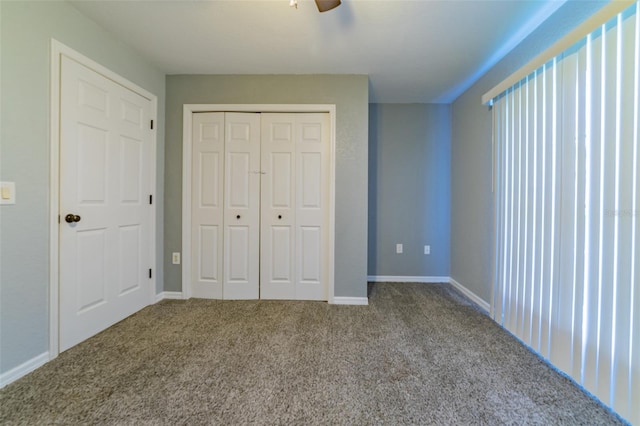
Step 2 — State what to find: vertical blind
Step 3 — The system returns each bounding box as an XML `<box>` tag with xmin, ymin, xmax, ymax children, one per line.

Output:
<box><xmin>492</xmin><ymin>3</ymin><xmax>639</xmax><ymax>423</ymax></box>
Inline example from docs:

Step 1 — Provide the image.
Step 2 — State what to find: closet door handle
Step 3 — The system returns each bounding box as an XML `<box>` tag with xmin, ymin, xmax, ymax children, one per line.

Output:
<box><xmin>236</xmin><ymin>215</ymin><xmax>241</xmax><ymax>220</ymax></box>
<box><xmin>278</xmin><ymin>215</ymin><xmax>282</xmax><ymax>220</ymax></box>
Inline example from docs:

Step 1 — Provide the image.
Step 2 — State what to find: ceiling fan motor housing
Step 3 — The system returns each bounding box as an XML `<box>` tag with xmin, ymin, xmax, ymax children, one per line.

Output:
<box><xmin>315</xmin><ymin>0</ymin><xmax>341</xmax><ymax>13</ymax></box>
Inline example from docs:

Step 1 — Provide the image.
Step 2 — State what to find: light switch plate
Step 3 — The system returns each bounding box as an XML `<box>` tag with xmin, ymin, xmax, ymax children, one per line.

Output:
<box><xmin>0</xmin><ymin>182</ymin><xmax>15</xmax><ymax>205</ymax></box>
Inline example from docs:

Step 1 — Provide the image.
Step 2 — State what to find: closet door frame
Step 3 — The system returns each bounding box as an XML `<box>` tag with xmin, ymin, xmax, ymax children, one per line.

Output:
<box><xmin>181</xmin><ymin>104</ymin><xmax>336</xmax><ymax>303</ymax></box>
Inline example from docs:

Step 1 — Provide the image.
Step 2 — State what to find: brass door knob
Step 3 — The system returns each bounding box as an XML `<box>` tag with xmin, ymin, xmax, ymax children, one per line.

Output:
<box><xmin>65</xmin><ymin>214</ymin><xmax>81</xmax><ymax>223</ymax></box>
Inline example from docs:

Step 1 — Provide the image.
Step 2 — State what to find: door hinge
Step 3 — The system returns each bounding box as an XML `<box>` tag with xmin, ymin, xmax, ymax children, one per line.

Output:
<box><xmin>149</xmin><ymin>194</ymin><xmax>153</xmax><ymax>205</ymax></box>
<box><xmin>150</xmin><ymin>120</ymin><xmax>154</xmax><ymax>130</ymax></box>
<box><xmin>149</xmin><ymin>268</ymin><xmax>152</xmax><ymax>279</ymax></box>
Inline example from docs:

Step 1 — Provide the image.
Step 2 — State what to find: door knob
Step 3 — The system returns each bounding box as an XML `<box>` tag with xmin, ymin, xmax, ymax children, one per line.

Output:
<box><xmin>236</xmin><ymin>214</ymin><xmax>241</xmax><ymax>219</ymax></box>
<box><xmin>65</xmin><ymin>214</ymin><xmax>81</xmax><ymax>223</ymax></box>
<box><xmin>278</xmin><ymin>215</ymin><xmax>282</xmax><ymax>219</ymax></box>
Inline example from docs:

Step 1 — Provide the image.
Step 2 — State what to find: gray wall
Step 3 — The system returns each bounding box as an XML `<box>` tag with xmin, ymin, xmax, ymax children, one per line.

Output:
<box><xmin>0</xmin><ymin>1</ymin><xmax>165</xmax><ymax>374</ymax></box>
<box><xmin>165</xmin><ymin>75</ymin><xmax>369</xmax><ymax>298</ymax></box>
<box><xmin>450</xmin><ymin>0</ymin><xmax>607</xmax><ymax>303</ymax></box>
<box><xmin>368</xmin><ymin>104</ymin><xmax>450</xmax><ymax>277</ymax></box>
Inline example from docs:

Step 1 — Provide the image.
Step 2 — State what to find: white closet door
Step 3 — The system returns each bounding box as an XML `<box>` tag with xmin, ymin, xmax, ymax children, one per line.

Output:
<box><xmin>260</xmin><ymin>113</ymin><xmax>329</xmax><ymax>300</ymax></box>
<box><xmin>295</xmin><ymin>113</ymin><xmax>329</xmax><ymax>300</ymax></box>
<box><xmin>260</xmin><ymin>114</ymin><xmax>296</xmax><ymax>299</ymax></box>
<box><xmin>191</xmin><ymin>112</ymin><xmax>224</xmax><ymax>298</ymax></box>
<box><xmin>223</xmin><ymin>113</ymin><xmax>260</xmax><ymax>299</ymax></box>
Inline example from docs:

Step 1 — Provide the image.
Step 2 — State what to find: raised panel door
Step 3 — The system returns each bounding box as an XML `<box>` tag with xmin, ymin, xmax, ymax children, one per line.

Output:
<box><xmin>223</xmin><ymin>113</ymin><xmax>260</xmax><ymax>299</ymax></box>
<box><xmin>260</xmin><ymin>114</ymin><xmax>296</xmax><ymax>299</ymax></box>
<box><xmin>191</xmin><ymin>112</ymin><xmax>224</xmax><ymax>298</ymax></box>
<box><xmin>295</xmin><ymin>114</ymin><xmax>329</xmax><ymax>300</ymax></box>
<box><xmin>59</xmin><ymin>56</ymin><xmax>151</xmax><ymax>351</ymax></box>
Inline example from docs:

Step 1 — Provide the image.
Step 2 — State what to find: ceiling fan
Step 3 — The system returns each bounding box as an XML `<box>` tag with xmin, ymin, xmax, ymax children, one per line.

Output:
<box><xmin>290</xmin><ymin>0</ymin><xmax>342</xmax><ymax>13</ymax></box>
<box><xmin>314</xmin><ymin>0</ymin><xmax>341</xmax><ymax>12</ymax></box>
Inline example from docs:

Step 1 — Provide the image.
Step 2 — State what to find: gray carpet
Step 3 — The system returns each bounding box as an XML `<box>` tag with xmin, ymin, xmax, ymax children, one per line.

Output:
<box><xmin>0</xmin><ymin>283</ymin><xmax>625</xmax><ymax>425</ymax></box>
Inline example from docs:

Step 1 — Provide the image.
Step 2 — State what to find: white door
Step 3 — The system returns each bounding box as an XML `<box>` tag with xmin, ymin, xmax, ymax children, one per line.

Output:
<box><xmin>223</xmin><ymin>113</ymin><xmax>261</xmax><ymax>299</ymax></box>
<box><xmin>59</xmin><ymin>56</ymin><xmax>152</xmax><ymax>351</ymax></box>
<box><xmin>260</xmin><ymin>113</ymin><xmax>329</xmax><ymax>300</ymax></box>
<box><xmin>294</xmin><ymin>113</ymin><xmax>329</xmax><ymax>300</ymax></box>
<box><xmin>191</xmin><ymin>112</ymin><xmax>225</xmax><ymax>298</ymax></box>
<box><xmin>260</xmin><ymin>114</ymin><xmax>296</xmax><ymax>299</ymax></box>
<box><xmin>190</xmin><ymin>112</ymin><xmax>328</xmax><ymax>301</ymax></box>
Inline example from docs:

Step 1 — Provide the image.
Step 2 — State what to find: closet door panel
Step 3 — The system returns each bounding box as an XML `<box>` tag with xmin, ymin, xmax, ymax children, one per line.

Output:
<box><xmin>227</xmin><ymin>226</ymin><xmax>250</xmax><ymax>281</ymax></box>
<box><xmin>300</xmin><ymin>226</ymin><xmax>321</xmax><ymax>282</ymax></box>
<box><xmin>191</xmin><ymin>112</ymin><xmax>224</xmax><ymax>298</ymax></box>
<box><xmin>295</xmin><ymin>114</ymin><xmax>329</xmax><ymax>300</ymax></box>
<box><xmin>223</xmin><ymin>113</ymin><xmax>260</xmax><ymax>299</ymax></box>
<box><xmin>260</xmin><ymin>114</ymin><xmax>296</xmax><ymax>299</ymax></box>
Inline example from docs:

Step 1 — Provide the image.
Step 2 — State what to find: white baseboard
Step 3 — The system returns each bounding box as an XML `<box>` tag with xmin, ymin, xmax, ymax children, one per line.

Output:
<box><xmin>367</xmin><ymin>275</ymin><xmax>450</xmax><ymax>283</ymax></box>
<box><xmin>0</xmin><ymin>352</ymin><xmax>49</xmax><ymax>388</ymax></box>
<box><xmin>367</xmin><ymin>275</ymin><xmax>490</xmax><ymax>313</ymax></box>
<box><xmin>332</xmin><ymin>296</ymin><xmax>369</xmax><ymax>305</ymax></box>
<box><xmin>155</xmin><ymin>291</ymin><xmax>184</xmax><ymax>302</ymax></box>
<box><xmin>449</xmin><ymin>277</ymin><xmax>490</xmax><ymax>313</ymax></box>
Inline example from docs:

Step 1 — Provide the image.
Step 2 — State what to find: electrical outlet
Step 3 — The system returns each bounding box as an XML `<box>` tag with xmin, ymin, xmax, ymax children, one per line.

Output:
<box><xmin>396</xmin><ymin>243</ymin><xmax>403</xmax><ymax>254</ymax></box>
<box><xmin>172</xmin><ymin>252</ymin><xmax>181</xmax><ymax>265</ymax></box>
<box><xmin>424</xmin><ymin>245</ymin><xmax>431</xmax><ymax>255</ymax></box>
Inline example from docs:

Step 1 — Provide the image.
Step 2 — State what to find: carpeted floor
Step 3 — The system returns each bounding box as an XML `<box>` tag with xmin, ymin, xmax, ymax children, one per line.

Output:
<box><xmin>0</xmin><ymin>283</ymin><xmax>625</xmax><ymax>425</ymax></box>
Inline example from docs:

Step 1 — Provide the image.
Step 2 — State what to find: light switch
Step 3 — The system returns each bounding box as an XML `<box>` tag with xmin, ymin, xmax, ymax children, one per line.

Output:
<box><xmin>0</xmin><ymin>182</ymin><xmax>15</xmax><ymax>205</ymax></box>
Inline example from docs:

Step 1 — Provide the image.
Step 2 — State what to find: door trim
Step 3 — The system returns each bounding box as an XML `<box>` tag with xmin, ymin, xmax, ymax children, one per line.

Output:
<box><xmin>49</xmin><ymin>39</ymin><xmax>158</xmax><ymax>359</ymax></box>
<box><xmin>182</xmin><ymin>105</ymin><xmax>336</xmax><ymax>303</ymax></box>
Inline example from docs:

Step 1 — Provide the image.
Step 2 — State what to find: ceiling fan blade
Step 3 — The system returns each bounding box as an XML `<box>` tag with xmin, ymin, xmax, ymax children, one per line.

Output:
<box><xmin>314</xmin><ymin>0</ymin><xmax>341</xmax><ymax>13</ymax></box>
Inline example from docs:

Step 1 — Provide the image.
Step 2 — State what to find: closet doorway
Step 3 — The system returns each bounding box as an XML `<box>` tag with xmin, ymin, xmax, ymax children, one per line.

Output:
<box><xmin>182</xmin><ymin>105</ymin><xmax>336</xmax><ymax>302</ymax></box>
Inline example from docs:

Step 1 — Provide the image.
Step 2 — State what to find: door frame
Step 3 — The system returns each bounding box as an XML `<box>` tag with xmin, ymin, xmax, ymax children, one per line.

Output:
<box><xmin>49</xmin><ymin>40</ymin><xmax>158</xmax><ymax>359</ymax></box>
<box><xmin>182</xmin><ymin>105</ymin><xmax>336</xmax><ymax>303</ymax></box>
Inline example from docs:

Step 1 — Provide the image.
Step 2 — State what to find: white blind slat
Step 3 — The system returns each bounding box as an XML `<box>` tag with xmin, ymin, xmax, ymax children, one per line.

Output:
<box><xmin>584</xmin><ymin>33</ymin><xmax>601</xmax><ymax>395</ymax></box>
<box><xmin>628</xmin><ymin>8</ymin><xmax>640</xmax><ymax>425</ymax></box>
<box><xmin>531</xmin><ymin>69</ymin><xmax>544</xmax><ymax>353</ymax></box>
<box><xmin>573</xmin><ymin>42</ymin><xmax>588</xmax><ymax>382</ymax></box>
<box><xmin>612</xmin><ymin>9</ymin><xmax>638</xmax><ymax>415</ymax></box>
<box><xmin>539</xmin><ymin>63</ymin><xmax>555</xmax><ymax>359</ymax></box>
<box><xmin>596</xmin><ymin>18</ymin><xmax>619</xmax><ymax>405</ymax></box>
<box><xmin>524</xmin><ymin>76</ymin><xmax>536</xmax><ymax>345</ymax></box>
